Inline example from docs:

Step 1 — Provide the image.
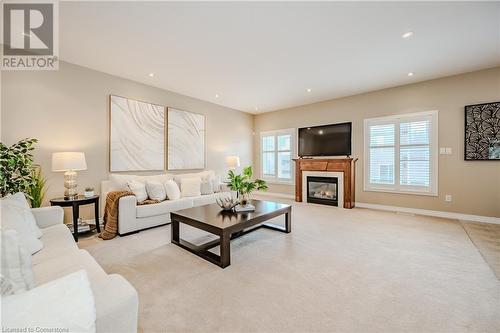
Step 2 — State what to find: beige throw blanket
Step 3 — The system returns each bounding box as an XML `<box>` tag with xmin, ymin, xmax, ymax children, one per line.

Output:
<box><xmin>100</xmin><ymin>191</ymin><xmax>160</xmax><ymax>240</ymax></box>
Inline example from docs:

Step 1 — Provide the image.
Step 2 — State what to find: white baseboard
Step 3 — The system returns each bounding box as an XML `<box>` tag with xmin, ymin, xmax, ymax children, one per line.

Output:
<box><xmin>355</xmin><ymin>202</ymin><xmax>500</xmax><ymax>225</ymax></box>
<box><xmin>255</xmin><ymin>191</ymin><xmax>295</xmax><ymax>200</ymax></box>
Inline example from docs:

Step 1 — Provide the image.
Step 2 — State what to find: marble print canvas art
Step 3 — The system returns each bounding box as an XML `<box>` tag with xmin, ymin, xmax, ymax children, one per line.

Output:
<box><xmin>110</xmin><ymin>95</ymin><xmax>165</xmax><ymax>171</ymax></box>
<box><xmin>168</xmin><ymin>108</ymin><xmax>205</xmax><ymax>170</ymax></box>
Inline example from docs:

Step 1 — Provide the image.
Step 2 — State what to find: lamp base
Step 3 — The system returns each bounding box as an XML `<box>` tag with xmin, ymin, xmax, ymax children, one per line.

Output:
<box><xmin>64</xmin><ymin>170</ymin><xmax>78</xmax><ymax>199</ymax></box>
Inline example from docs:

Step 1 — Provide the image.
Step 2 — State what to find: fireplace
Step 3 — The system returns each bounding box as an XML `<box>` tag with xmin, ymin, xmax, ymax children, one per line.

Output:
<box><xmin>306</xmin><ymin>176</ymin><xmax>338</xmax><ymax>206</ymax></box>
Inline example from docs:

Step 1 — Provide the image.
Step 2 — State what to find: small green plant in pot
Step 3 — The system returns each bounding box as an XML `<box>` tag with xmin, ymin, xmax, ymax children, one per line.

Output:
<box><xmin>227</xmin><ymin>166</ymin><xmax>268</xmax><ymax>206</ymax></box>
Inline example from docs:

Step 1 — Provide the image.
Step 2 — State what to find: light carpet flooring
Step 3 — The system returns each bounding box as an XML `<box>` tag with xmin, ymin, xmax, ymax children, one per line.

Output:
<box><xmin>460</xmin><ymin>221</ymin><xmax>500</xmax><ymax>280</ymax></box>
<box><xmin>79</xmin><ymin>198</ymin><xmax>500</xmax><ymax>333</ymax></box>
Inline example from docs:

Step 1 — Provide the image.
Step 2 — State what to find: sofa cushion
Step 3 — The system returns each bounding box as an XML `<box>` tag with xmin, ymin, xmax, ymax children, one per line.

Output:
<box><xmin>1</xmin><ymin>230</ymin><xmax>35</xmax><ymax>294</ymax></box>
<box><xmin>127</xmin><ymin>180</ymin><xmax>148</xmax><ymax>202</ymax></box>
<box><xmin>181</xmin><ymin>178</ymin><xmax>201</xmax><ymax>197</ymax></box>
<box><xmin>136</xmin><ymin>197</ymin><xmax>193</xmax><ymax>218</ymax></box>
<box><xmin>110</xmin><ymin>173</ymin><xmax>174</xmax><ymax>189</ymax></box>
<box><xmin>200</xmin><ymin>179</ymin><xmax>214</xmax><ymax>195</ymax></box>
<box><xmin>1</xmin><ymin>199</ymin><xmax>43</xmax><ymax>255</ymax></box>
<box><xmin>32</xmin><ymin>224</ymin><xmax>78</xmax><ymax>265</ymax></box>
<box><xmin>2</xmin><ymin>193</ymin><xmax>42</xmax><ymax>238</ymax></box>
<box><xmin>33</xmin><ymin>250</ymin><xmax>107</xmax><ymax>285</ymax></box>
<box><xmin>164</xmin><ymin>180</ymin><xmax>181</xmax><ymax>200</ymax></box>
<box><xmin>146</xmin><ymin>181</ymin><xmax>167</xmax><ymax>201</ymax></box>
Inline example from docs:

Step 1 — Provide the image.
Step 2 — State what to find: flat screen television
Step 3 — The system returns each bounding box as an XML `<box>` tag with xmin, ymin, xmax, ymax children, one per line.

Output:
<box><xmin>298</xmin><ymin>122</ymin><xmax>352</xmax><ymax>157</ymax></box>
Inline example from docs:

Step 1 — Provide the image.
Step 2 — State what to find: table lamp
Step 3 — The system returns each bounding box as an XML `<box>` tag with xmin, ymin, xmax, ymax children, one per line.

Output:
<box><xmin>225</xmin><ymin>155</ymin><xmax>240</xmax><ymax>170</ymax></box>
<box><xmin>52</xmin><ymin>152</ymin><xmax>87</xmax><ymax>199</ymax></box>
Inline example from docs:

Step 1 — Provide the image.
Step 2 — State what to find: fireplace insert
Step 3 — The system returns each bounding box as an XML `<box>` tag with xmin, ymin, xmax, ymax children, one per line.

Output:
<box><xmin>306</xmin><ymin>176</ymin><xmax>338</xmax><ymax>206</ymax></box>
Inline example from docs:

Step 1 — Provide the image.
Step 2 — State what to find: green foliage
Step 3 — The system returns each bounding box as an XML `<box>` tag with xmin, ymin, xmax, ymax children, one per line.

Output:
<box><xmin>227</xmin><ymin>166</ymin><xmax>268</xmax><ymax>197</ymax></box>
<box><xmin>0</xmin><ymin>138</ymin><xmax>38</xmax><ymax>198</ymax></box>
<box><xmin>27</xmin><ymin>166</ymin><xmax>47</xmax><ymax>208</ymax></box>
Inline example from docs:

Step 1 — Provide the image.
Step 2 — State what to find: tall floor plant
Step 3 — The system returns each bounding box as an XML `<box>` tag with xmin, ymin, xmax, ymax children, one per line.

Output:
<box><xmin>0</xmin><ymin>138</ymin><xmax>38</xmax><ymax>197</ymax></box>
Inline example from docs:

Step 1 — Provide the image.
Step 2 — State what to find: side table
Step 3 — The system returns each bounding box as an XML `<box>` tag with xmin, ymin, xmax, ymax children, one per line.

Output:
<box><xmin>49</xmin><ymin>195</ymin><xmax>100</xmax><ymax>242</ymax></box>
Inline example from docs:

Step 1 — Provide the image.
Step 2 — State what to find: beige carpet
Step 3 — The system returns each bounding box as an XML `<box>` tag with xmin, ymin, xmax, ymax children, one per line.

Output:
<box><xmin>79</xmin><ymin>198</ymin><xmax>500</xmax><ymax>333</ymax></box>
<box><xmin>460</xmin><ymin>221</ymin><xmax>500</xmax><ymax>280</ymax></box>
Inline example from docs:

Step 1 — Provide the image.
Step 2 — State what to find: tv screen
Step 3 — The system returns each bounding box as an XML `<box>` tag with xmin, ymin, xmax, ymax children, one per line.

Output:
<box><xmin>298</xmin><ymin>122</ymin><xmax>352</xmax><ymax>157</ymax></box>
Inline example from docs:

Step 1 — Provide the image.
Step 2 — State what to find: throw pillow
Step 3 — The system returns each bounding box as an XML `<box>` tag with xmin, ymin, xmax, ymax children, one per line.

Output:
<box><xmin>127</xmin><ymin>180</ymin><xmax>148</xmax><ymax>202</ymax></box>
<box><xmin>145</xmin><ymin>181</ymin><xmax>167</xmax><ymax>201</ymax></box>
<box><xmin>164</xmin><ymin>180</ymin><xmax>181</xmax><ymax>200</ymax></box>
<box><xmin>2</xmin><ymin>193</ymin><xmax>42</xmax><ymax>238</ymax></box>
<box><xmin>109</xmin><ymin>174</ymin><xmax>139</xmax><ymax>189</ymax></box>
<box><xmin>180</xmin><ymin>178</ymin><xmax>201</xmax><ymax>197</ymax></box>
<box><xmin>0</xmin><ymin>201</ymin><xmax>43</xmax><ymax>255</ymax></box>
<box><xmin>200</xmin><ymin>180</ymin><xmax>214</xmax><ymax>195</ymax></box>
<box><xmin>2</xmin><ymin>270</ymin><xmax>96</xmax><ymax>333</ymax></box>
<box><xmin>212</xmin><ymin>175</ymin><xmax>222</xmax><ymax>193</ymax></box>
<box><xmin>0</xmin><ymin>230</ymin><xmax>35</xmax><ymax>295</ymax></box>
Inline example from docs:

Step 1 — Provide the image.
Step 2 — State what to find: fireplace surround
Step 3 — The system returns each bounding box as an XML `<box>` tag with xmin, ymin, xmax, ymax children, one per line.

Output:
<box><xmin>293</xmin><ymin>157</ymin><xmax>357</xmax><ymax>209</ymax></box>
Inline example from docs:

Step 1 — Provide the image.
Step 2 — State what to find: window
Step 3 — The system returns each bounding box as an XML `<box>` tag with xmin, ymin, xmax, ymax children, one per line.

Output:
<box><xmin>364</xmin><ymin>111</ymin><xmax>438</xmax><ymax>195</ymax></box>
<box><xmin>260</xmin><ymin>129</ymin><xmax>295</xmax><ymax>184</ymax></box>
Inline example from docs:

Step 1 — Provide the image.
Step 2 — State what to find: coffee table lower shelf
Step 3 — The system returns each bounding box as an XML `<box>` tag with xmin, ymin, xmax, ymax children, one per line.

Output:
<box><xmin>170</xmin><ymin>200</ymin><xmax>291</xmax><ymax>268</ymax></box>
<box><xmin>172</xmin><ymin>223</ymin><xmax>289</xmax><ymax>268</ymax></box>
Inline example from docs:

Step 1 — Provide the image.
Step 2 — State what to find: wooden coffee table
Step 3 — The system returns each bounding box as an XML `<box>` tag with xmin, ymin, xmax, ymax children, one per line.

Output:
<box><xmin>170</xmin><ymin>199</ymin><xmax>291</xmax><ymax>268</ymax></box>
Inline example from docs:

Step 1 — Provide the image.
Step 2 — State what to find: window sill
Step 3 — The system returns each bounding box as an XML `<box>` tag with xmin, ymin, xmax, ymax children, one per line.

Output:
<box><xmin>263</xmin><ymin>179</ymin><xmax>295</xmax><ymax>186</ymax></box>
<box><xmin>364</xmin><ymin>186</ymin><xmax>437</xmax><ymax>197</ymax></box>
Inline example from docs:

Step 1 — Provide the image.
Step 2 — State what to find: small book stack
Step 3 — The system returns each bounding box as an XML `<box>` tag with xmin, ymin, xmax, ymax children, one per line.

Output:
<box><xmin>235</xmin><ymin>204</ymin><xmax>255</xmax><ymax>212</ymax></box>
<box><xmin>67</xmin><ymin>221</ymin><xmax>92</xmax><ymax>233</ymax></box>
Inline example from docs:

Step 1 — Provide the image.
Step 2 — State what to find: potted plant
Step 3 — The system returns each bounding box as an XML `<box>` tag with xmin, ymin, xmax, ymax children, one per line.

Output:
<box><xmin>0</xmin><ymin>138</ymin><xmax>38</xmax><ymax>198</ymax></box>
<box><xmin>84</xmin><ymin>187</ymin><xmax>95</xmax><ymax>197</ymax></box>
<box><xmin>227</xmin><ymin>166</ymin><xmax>267</xmax><ymax>210</ymax></box>
<box><xmin>27</xmin><ymin>166</ymin><xmax>47</xmax><ymax>208</ymax></box>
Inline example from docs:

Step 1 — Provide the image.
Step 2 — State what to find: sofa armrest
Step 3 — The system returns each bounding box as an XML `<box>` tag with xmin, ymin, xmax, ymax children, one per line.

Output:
<box><xmin>2</xmin><ymin>270</ymin><xmax>96</xmax><ymax>332</ymax></box>
<box><xmin>32</xmin><ymin>206</ymin><xmax>64</xmax><ymax>229</ymax></box>
<box><xmin>92</xmin><ymin>274</ymin><xmax>138</xmax><ymax>333</ymax></box>
<box><xmin>118</xmin><ymin>196</ymin><xmax>137</xmax><ymax>234</ymax></box>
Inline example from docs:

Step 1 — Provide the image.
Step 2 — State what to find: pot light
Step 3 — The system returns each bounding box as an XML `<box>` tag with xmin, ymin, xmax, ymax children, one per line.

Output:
<box><xmin>254</xmin><ymin>107</ymin><xmax>259</xmax><ymax>111</ymax></box>
<box><xmin>148</xmin><ymin>73</ymin><xmax>154</xmax><ymax>77</ymax></box>
<box><xmin>306</xmin><ymin>88</ymin><xmax>312</xmax><ymax>93</ymax></box>
<box><xmin>215</xmin><ymin>94</ymin><xmax>219</xmax><ymax>98</ymax></box>
<box><xmin>402</xmin><ymin>31</ymin><xmax>414</xmax><ymax>39</ymax></box>
<box><xmin>408</xmin><ymin>72</ymin><xmax>415</xmax><ymax>77</ymax></box>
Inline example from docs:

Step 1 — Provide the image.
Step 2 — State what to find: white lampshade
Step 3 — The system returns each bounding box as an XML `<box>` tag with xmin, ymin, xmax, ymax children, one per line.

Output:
<box><xmin>52</xmin><ymin>152</ymin><xmax>87</xmax><ymax>171</ymax></box>
<box><xmin>225</xmin><ymin>155</ymin><xmax>240</xmax><ymax>168</ymax></box>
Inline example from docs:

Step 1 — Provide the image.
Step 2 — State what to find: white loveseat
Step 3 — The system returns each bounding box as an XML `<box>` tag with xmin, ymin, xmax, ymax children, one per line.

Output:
<box><xmin>3</xmin><ymin>204</ymin><xmax>139</xmax><ymax>332</ymax></box>
<box><xmin>101</xmin><ymin>170</ymin><xmax>232</xmax><ymax>235</ymax></box>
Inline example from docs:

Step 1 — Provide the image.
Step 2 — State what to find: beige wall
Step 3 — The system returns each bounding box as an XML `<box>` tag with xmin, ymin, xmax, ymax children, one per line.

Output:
<box><xmin>1</xmin><ymin>61</ymin><xmax>253</xmax><ymax>220</ymax></box>
<box><xmin>254</xmin><ymin>67</ymin><xmax>500</xmax><ymax>218</ymax></box>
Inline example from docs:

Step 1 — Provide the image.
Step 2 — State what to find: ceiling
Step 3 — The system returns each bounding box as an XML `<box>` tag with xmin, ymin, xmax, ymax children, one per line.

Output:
<box><xmin>59</xmin><ymin>2</ymin><xmax>500</xmax><ymax>114</ymax></box>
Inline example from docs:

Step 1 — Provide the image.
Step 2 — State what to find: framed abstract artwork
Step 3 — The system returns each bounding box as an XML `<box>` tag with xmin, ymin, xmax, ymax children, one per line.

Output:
<box><xmin>167</xmin><ymin>108</ymin><xmax>205</xmax><ymax>170</ymax></box>
<box><xmin>109</xmin><ymin>95</ymin><xmax>165</xmax><ymax>171</ymax></box>
<box><xmin>464</xmin><ymin>101</ymin><xmax>500</xmax><ymax>160</ymax></box>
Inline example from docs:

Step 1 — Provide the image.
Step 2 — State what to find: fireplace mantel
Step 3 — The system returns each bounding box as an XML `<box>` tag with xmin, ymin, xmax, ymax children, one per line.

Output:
<box><xmin>293</xmin><ymin>158</ymin><xmax>358</xmax><ymax>208</ymax></box>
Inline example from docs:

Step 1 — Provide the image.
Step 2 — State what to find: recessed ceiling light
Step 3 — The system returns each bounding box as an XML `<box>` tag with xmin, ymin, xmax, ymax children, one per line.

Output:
<box><xmin>148</xmin><ymin>73</ymin><xmax>154</xmax><ymax>77</ymax></box>
<box><xmin>408</xmin><ymin>72</ymin><xmax>415</xmax><ymax>77</ymax></box>
<box><xmin>254</xmin><ymin>107</ymin><xmax>259</xmax><ymax>111</ymax></box>
<box><xmin>215</xmin><ymin>94</ymin><xmax>219</xmax><ymax>98</ymax></box>
<box><xmin>402</xmin><ymin>31</ymin><xmax>414</xmax><ymax>39</ymax></box>
<box><xmin>306</xmin><ymin>88</ymin><xmax>312</xmax><ymax>93</ymax></box>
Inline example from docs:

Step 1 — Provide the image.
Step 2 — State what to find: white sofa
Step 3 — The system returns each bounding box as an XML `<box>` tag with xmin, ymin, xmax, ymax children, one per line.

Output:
<box><xmin>29</xmin><ymin>206</ymin><xmax>139</xmax><ymax>332</ymax></box>
<box><xmin>101</xmin><ymin>170</ymin><xmax>232</xmax><ymax>235</ymax></box>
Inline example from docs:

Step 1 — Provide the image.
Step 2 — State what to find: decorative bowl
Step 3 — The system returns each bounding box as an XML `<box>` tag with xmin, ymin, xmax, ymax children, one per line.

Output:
<box><xmin>216</xmin><ymin>197</ymin><xmax>238</xmax><ymax>211</ymax></box>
